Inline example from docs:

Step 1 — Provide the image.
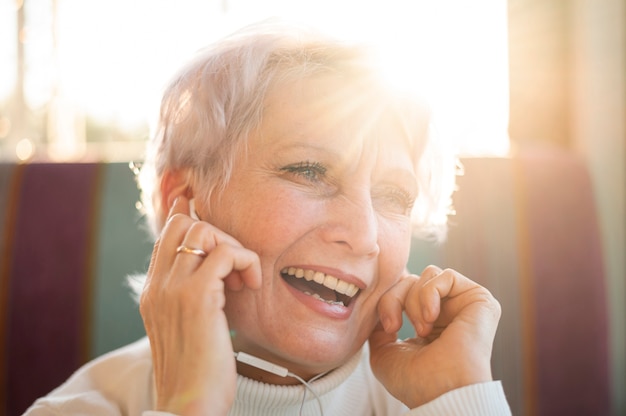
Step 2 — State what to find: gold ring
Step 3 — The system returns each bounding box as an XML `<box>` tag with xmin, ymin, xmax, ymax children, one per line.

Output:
<box><xmin>176</xmin><ymin>245</ymin><xmax>208</xmax><ymax>257</ymax></box>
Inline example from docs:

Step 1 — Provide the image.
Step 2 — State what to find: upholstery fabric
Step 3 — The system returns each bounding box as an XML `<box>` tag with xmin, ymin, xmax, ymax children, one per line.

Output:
<box><xmin>0</xmin><ymin>149</ymin><xmax>612</xmax><ymax>415</ymax></box>
<box><xmin>406</xmin><ymin>150</ymin><xmax>611</xmax><ymax>415</ymax></box>
<box><xmin>0</xmin><ymin>163</ymin><xmax>151</xmax><ymax>416</ymax></box>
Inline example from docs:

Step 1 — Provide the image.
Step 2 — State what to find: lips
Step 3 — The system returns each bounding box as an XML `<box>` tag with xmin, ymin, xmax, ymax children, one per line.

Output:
<box><xmin>280</xmin><ymin>267</ymin><xmax>361</xmax><ymax>307</ymax></box>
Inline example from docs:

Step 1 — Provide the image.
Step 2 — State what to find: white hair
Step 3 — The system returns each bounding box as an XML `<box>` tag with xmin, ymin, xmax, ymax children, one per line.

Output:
<box><xmin>137</xmin><ymin>20</ymin><xmax>456</xmax><ymax>242</ymax></box>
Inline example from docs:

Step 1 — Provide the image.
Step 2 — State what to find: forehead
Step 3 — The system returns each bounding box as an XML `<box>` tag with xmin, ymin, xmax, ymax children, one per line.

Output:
<box><xmin>255</xmin><ymin>75</ymin><xmax>421</xmax><ymax>163</ymax></box>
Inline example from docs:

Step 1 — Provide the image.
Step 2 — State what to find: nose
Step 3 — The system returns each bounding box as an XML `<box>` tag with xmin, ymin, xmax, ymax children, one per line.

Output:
<box><xmin>320</xmin><ymin>189</ymin><xmax>381</xmax><ymax>258</ymax></box>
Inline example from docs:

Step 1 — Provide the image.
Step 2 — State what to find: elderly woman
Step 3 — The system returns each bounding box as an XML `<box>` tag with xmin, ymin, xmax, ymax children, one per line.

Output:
<box><xmin>26</xmin><ymin>22</ymin><xmax>510</xmax><ymax>415</ymax></box>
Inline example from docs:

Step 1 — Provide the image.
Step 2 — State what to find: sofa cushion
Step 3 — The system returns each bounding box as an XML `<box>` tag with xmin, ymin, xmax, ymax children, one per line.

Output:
<box><xmin>0</xmin><ymin>149</ymin><xmax>612</xmax><ymax>415</ymax></box>
<box><xmin>0</xmin><ymin>163</ymin><xmax>151</xmax><ymax>416</ymax></box>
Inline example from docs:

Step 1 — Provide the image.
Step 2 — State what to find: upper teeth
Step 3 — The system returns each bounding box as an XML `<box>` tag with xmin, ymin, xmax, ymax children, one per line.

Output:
<box><xmin>282</xmin><ymin>267</ymin><xmax>360</xmax><ymax>297</ymax></box>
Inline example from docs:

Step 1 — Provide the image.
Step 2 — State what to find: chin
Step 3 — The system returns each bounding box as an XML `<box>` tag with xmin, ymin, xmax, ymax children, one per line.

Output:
<box><xmin>226</xmin><ymin>286</ymin><xmax>375</xmax><ymax>373</ymax></box>
<box><xmin>281</xmin><ymin>321</ymin><xmax>371</xmax><ymax>370</ymax></box>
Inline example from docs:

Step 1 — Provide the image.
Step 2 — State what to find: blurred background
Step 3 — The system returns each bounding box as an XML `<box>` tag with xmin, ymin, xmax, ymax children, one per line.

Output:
<box><xmin>0</xmin><ymin>0</ymin><xmax>511</xmax><ymax>161</ymax></box>
<box><xmin>0</xmin><ymin>0</ymin><xmax>624</xmax><ymax>414</ymax></box>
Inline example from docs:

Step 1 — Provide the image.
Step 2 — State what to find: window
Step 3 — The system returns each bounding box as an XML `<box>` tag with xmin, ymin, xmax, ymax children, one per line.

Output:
<box><xmin>0</xmin><ymin>0</ymin><xmax>509</xmax><ymax>161</ymax></box>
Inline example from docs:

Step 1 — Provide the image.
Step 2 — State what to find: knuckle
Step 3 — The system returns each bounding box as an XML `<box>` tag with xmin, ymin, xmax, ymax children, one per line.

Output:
<box><xmin>489</xmin><ymin>296</ymin><xmax>502</xmax><ymax>319</ymax></box>
<box><xmin>474</xmin><ymin>288</ymin><xmax>502</xmax><ymax>319</ymax></box>
<box><xmin>423</xmin><ymin>264</ymin><xmax>442</xmax><ymax>275</ymax></box>
<box><xmin>139</xmin><ymin>290</ymin><xmax>154</xmax><ymax>316</ymax></box>
<box><xmin>402</xmin><ymin>273</ymin><xmax>419</xmax><ymax>284</ymax></box>
<box><xmin>211</xmin><ymin>242</ymin><xmax>232</xmax><ymax>256</ymax></box>
<box><xmin>188</xmin><ymin>219</ymin><xmax>210</xmax><ymax>233</ymax></box>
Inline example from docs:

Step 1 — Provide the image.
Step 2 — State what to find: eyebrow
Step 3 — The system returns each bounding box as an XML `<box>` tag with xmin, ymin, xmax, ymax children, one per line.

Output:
<box><xmin>272</xmin><ymin>141</ymin><xmax>345</xmax><ymax>162</ymax></box>
<box><xmin>378</xmin><ymin>168</ymin><xmax>419</xmax><ymax>195</ymax></box>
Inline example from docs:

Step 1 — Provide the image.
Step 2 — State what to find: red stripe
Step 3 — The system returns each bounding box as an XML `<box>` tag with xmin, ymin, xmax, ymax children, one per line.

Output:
<box><xmin>5</xmin><ymin>163</ymin><xmax>100</xmax><ymax>416</ymax></box>
<box><xmin>518</xmin><ymin>148</ymin><xmax>611</xmax><ymax>415</ymax></box>
<box><xmin>512</xmin><ymin>155</ymin><xmax>538</xmax><ymax>416</ymax></box>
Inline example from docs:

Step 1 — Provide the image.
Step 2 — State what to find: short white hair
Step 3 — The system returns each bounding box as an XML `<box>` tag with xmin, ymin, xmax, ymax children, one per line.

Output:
<box><xmin>138</xmin><ymin>20</ymin><xmax>456</xmax><ymax>242</ymax></box>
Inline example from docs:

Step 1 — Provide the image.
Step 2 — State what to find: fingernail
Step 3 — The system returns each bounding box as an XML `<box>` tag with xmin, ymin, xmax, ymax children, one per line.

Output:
<box><xmin>381</xmin><ymin>315</ymin><xmax>392</xmax><ymax>332</ymax></box>
<box><xmin>422</xmin><ymin>304</ymin><xmax>431</xmax><ymax>322</ymax></box>
<box><xmin>415</xmin><ymin>320</ymin><xmax>424</xmax><ymax>336</ymax></box>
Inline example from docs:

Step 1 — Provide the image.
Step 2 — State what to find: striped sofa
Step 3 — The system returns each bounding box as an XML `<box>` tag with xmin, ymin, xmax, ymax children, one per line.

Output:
<box><xmin>0</xmin><ymin>148</ymin><xmax>612</xmax><ymax>415</ymax></box>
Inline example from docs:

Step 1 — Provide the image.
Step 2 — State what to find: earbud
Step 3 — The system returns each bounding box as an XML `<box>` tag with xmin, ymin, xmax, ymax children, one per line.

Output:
<box><xmin>233</xmin><ymin>352</ymin><xmax>289</xmax><ymax>377</ymax></box>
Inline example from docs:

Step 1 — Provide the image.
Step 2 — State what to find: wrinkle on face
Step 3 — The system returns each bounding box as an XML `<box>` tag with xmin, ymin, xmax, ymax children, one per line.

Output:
<box><xmin>198</xmin><ymin>75</ymin><xmax>419</xmax><ymax>381</ymax></box>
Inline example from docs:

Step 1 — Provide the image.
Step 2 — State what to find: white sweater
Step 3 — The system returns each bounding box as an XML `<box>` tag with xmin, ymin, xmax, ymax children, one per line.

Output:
<box><xmin>25</xmin><ymin>337</ymin><xmax>511</xmax><ymax>415</ymax></box>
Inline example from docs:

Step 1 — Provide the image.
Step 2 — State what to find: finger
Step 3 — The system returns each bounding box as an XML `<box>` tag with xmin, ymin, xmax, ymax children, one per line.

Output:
<box><xmin>420</xmin><ymin>268</ymin><xmax>476</xmax><ymax>321</ymax></box>
<box><xmin>149</xmin><ymin>196</ymin><xmax>195</xmax><ymax>285</ymax></box>
<box><xmin>397</xmin><ymin>265</ymin><xmax>442</xmax><ymax>337</ymax></box>
<box><xmin>197</xmin><ymin>243</ymin><xmax>262</xmax><ymax>291</ymax></box>
<box><xmin>171</xmin><ymin>221</ymin><xmax>217</xmax><ymax>273</ymax></box>
<box><xmin>415</xmin><ymin>265</ymin><xmax>444</xmax><ymax>324</ymax></box>
<box><xmin>376</xmin><ymin>275</ymin><xmax>418</xmax><ymax>333</ymax></box>
<box><xmin>178</xmin><ymin>208</ymin><xmax>246</xmax><ymax>248</ymax></box>
<box><xmin>170</xmin><ymin>219</ymin><xmax>248</xmax><ymax>268</ymax></box>
<box><xmin>144</xmin><ymin>203</ymin><xmax>195</xmax><ymax>290</ymax></box>
<box><xmin>168</xmin><ymin>195</ymin><xmax>190</xmax><ymax>218</ymax></box>
<box><xmin>417</xmin><ymin>267</ymin><xmax>500</xmax><ymax>337</ymax></box>
<box><xmin>368</xmin><ymin>322</ymin><xmax>399</xmax><ymax>361</ymax></box>
<box><xmin>152</xmin><ymin>216</ymin><xmax>200</xmax><ymax>289</ymax></box>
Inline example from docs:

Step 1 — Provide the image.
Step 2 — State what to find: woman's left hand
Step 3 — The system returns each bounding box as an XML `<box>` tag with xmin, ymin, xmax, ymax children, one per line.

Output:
<box><xmin>368</xmin><ymin>265</ymin><xmax>501</xmax><ymax>409</ymax></box>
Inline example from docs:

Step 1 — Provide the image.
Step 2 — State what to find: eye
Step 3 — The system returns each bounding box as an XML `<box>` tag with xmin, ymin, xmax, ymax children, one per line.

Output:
<box><xmin>280</xmin><ymin>161</ymin><xmax>327</xmax><ymax>182</ymax></box>
<box><xmin>373</xmin><ymin>186</ymin><xmax>416</xmax><ymax>216</ymax></box>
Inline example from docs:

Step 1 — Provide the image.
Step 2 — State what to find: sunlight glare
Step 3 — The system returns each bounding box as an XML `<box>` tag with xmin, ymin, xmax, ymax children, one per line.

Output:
<box><xmin>0</xmin><ymin>0</ymin><xmax>510</xmax><ymax>159</ymax></box>
<box><xmin>355</xmin><ymin>2</ymin><xmax>511</xmax><ymax>156</ymax></box>
<box><xmin>232</xmin><ymin>0</ymin><xmax>511</xmax><ymax>156</ymax></box>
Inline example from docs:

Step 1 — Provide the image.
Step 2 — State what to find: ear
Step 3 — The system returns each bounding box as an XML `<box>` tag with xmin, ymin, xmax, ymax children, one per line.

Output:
<box><xmin>157</xmin><ymin>169</ymin><xmax>192</xmax><ymax>225</ymax></box>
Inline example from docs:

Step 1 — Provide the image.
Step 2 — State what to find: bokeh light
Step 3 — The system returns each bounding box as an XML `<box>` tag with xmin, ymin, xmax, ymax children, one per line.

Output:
<box><xmin>15</xmin><ymin>137</ymin><xmax>34</xmax><ymax>161</ymax></box>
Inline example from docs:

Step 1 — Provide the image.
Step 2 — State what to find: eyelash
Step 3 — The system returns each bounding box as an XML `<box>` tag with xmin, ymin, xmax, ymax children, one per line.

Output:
<box><xmin>379</xmin><ymin>187</ymin><xmax>416</xmax><ymax>213</ymax></box>
<box><xmin>280</xmin><ymin>161</ymin><xmax>327</xmax><ymax>182</ymax></box>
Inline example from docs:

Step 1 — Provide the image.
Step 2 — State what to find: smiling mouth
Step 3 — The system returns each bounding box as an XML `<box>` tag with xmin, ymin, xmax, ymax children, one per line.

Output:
<box><xmin>280</xmin><ymin>267</ymin><xmax>360</xmax><ymax>307</ymax></box>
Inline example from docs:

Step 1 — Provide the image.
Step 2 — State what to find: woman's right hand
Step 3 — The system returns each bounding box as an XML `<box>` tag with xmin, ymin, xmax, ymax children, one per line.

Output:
<box><xmin>139</xmin><ymin>196</ymin><xmax>262</xmax><ymax>416</ymax></box>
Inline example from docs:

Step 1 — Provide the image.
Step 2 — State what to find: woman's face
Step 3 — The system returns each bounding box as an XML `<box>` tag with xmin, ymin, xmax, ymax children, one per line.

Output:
<box><xmin>201</xmin><ymin>76</ymin><xmax>418</xmax><ymax>381</ymax></box>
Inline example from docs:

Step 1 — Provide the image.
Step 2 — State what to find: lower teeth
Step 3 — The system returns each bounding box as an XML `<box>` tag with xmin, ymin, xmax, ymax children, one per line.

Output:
<box><xmin>303</xmin><ymin>291</ymin><xmax>345</xmax><ymax>306</ymax></box>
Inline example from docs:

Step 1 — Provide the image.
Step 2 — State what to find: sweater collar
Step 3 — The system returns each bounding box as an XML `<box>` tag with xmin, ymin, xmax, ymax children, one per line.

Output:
<box><xmin>233</xmin><ymin>348</ymin><xmax>363</xmax><ymax>410</ymax></box>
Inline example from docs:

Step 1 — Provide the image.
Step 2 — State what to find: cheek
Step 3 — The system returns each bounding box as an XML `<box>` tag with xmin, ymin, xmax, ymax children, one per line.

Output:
<box><xmin>377</xmin><ymin>222</ymin><xmax>412</xmax><ymax>284</ymax></box>
<box><xmin>229</xmin><ymin>187</ymin><xmax>322</xmax><ymax>256</ymax></box>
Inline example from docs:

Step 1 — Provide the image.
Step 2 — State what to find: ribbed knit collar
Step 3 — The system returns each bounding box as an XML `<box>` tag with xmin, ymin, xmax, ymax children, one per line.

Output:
<box><xmin>231</xmin><ymin>348</ymin><xmax>363</xmax><ymax>413</ymax></box>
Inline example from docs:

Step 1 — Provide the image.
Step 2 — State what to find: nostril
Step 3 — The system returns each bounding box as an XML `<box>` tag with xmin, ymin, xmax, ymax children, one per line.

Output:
<box><xmin>317</xmin><ymin>204</ymin><xmax>380</xmax><ymax>256</ymax></box>
<box><xmin>331</xmin><ymin>239</ymin><xmax>379</xmax><ymax>258</ymax></box>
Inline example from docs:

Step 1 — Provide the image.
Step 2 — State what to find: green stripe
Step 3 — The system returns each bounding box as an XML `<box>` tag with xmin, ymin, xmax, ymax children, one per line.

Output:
<box><xmin>89</xmin><ymin>162</ymin><xmax>152</xmax><ymax>358</ymax></box>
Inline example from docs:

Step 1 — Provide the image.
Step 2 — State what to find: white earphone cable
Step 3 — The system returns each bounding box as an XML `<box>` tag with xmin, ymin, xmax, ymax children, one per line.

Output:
<box><xmin>234</xmin><ymin>351</ymin><xmax>326</xmax><ymax>416</ymax></box>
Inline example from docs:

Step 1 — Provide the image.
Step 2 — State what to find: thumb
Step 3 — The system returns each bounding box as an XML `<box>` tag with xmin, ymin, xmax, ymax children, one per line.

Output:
<box><xmin>368</xmin><ymin>323</ymin><xmax>398</xmax><ymax>369</ymax></box>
